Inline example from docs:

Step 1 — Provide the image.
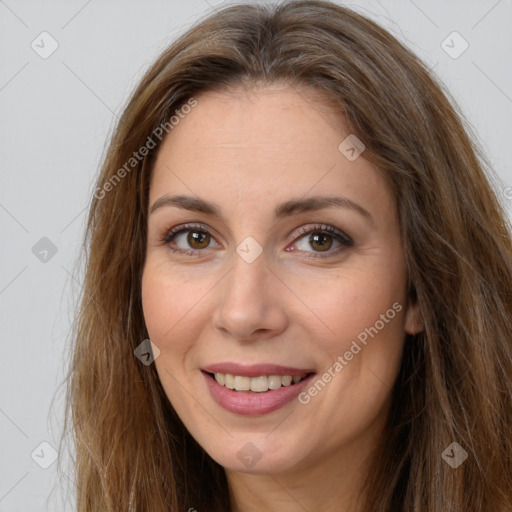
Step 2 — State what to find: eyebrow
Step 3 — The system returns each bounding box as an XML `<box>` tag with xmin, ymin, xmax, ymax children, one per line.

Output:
<box><xmin>149</xmin><ymin>194</ymin><xmax>373</xmax><ymax>223</ymax></box>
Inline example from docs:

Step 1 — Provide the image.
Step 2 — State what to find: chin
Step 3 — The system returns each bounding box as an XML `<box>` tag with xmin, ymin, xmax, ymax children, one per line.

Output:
<box><xmin>205</xmin><ymin>435</ymin><xmax>306</xmax><ymax>475</ymax></box>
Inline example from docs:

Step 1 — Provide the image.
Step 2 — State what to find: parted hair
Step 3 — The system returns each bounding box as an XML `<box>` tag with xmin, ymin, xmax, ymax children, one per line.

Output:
<box><xmin>62</xmin><ymin>1</ymin><xmax>512</xmax><ymax>510</ymax></box>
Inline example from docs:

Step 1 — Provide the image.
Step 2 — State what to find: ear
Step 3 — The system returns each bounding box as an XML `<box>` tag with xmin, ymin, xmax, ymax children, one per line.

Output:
<box><xmin>404</xmin><ymin>299</ymin><xmax>424</xmax><ymax>335</ymax></box>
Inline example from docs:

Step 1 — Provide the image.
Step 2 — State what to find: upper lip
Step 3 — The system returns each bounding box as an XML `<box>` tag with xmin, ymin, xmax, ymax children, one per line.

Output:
<box><xmin>202</xmin><ymin>362</ymin><xmax>316</xmax><ymax>378</ymax></box>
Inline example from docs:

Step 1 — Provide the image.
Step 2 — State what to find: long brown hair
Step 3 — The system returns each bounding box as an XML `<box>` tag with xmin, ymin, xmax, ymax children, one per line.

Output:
<box><xmin>61</xmin><ymin>1</ymin><xmax>512</xmax><ymax>510</ymax></box>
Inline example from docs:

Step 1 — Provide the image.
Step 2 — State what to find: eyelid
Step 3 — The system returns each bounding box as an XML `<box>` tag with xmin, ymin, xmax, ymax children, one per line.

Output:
<box><xmin>160</xmin><ymin>222</ymin><xmax>353</xmax><ymax>257</ymax></box>
<box><xmin>286</xmin><ymin>223</ymin><xmax>353</xmax><ymax>259</ymax></box>
<box><xmin>160</xmin><ymin>222</ymin><xmax>214</xmax><ymax>245</ymax></box>
<box><xmin>290</xmin><ymin>223</ymin><xmax>353</xmax><ymax>245</ymax></box>
<box><xmin>160</xmin><ymin>222</ymin><xmax>222</xmax><ymax>257</ymax></box>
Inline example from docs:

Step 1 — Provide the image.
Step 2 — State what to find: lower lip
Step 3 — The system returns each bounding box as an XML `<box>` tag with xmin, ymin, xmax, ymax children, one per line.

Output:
<box><xmin>202</xmin><ymin>371</ymin><xmax>315</xmax><ymax>416</ymax></box>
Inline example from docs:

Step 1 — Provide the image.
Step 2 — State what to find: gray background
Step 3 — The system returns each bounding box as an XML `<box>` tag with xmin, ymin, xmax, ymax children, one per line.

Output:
<box><xmin>1</xmin><ymin>0</ymin><xmax>511</xmax><ymax>510</ymax></box>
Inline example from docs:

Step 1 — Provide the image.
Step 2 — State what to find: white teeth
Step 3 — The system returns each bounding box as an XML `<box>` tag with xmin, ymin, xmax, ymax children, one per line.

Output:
<box><xmin>234</xmin><ymin>375</ymin><xmax>250</xmax><ymax>391</ymax></box>
<box><xmin>250</xmin><ymin>376</ymin><xmax>268</xmax><ymax>392</ymax></box>
<box><xmin>267</xmin><ymin>375</ymin><xmax>282</xmax><ymax>389</ymax></box>
<box><xmin>281</xmin><ymin>375</ymin><xmax>292</xmax><ymax>386</ymax></box>
<box><xmin>213</xmin><ymin>372</ymin><xmax>307</xmax><ymax>392</ymax></box>
<box><xmin>224</xmin><ymin>373</ymin><xmax>234</xmax><ymax>389</ymax></box>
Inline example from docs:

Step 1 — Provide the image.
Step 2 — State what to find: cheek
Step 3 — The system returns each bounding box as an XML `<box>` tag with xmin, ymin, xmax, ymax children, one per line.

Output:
<box><xmin>141</xmin><ymin>265</ymin><xmax>200</xmax><ymax>410</ymax></box>
<box><xmin>141</xmin><ymin>259</ymin><xmax>223</xmax><ymax>368</ymax></box>
<box><xmin>293</xmin><ymin>271</ymin><xmax>407</xmax><ymax>441</ymax></box>
<box><xmin>294</xmin><ymin>262</ymin><xmax>406</xmax><ymax>357</ymax></box>
<box><xmin>141</xmin><ymin>263</ymin><xmax>198</xmax><ymax>354</ymax></box>
<box><xmin>141</xmin><ymin>263</ymin><xmax>218</xmax><ymax>426</ymax></box>
<box><xmin>141</xmin><ymin>266</ymin><xmax>169</xmax><ymax>342</ymax></box>
<box><xmin>334</xmin><ymin>287</ymin><xmax>406</xmax><ymax>409</ymax></box>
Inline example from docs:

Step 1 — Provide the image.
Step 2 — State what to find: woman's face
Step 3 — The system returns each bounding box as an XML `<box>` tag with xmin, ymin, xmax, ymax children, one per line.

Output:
<box><xmin>142</xmin><ymin>84</ymin><xmax>422</xmax><ymax>475</ymax></box>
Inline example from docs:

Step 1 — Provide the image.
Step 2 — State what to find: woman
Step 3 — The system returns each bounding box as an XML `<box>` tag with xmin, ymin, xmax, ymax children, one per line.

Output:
<box><xmin>63</xmin><ymin>1</ymin><xmax>512</xmax><ymax>511</ymax></box>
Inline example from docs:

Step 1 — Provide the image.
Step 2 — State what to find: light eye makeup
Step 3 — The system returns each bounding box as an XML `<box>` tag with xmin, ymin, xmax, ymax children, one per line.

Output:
<box><xmin>158</xmin><ymin>222</ymin><xmax>354</xmax><ymax>259</ymax></box>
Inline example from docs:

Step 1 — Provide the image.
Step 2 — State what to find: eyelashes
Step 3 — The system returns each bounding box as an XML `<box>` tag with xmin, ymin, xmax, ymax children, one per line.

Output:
<box><xmin>159</xmin><ymin>222</ymin><xmax>353</xmax><ymax>259</ymax></box>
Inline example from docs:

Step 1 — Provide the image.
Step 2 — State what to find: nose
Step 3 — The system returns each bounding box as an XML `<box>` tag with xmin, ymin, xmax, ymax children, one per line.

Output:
<box><xmin>212</xmin><ymin>249</ymin><xmax>288</xmax><ymax>342</ymax></box>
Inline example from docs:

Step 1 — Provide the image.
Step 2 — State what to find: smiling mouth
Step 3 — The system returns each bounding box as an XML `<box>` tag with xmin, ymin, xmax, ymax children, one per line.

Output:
<box><xmin>204</xmin><ymin>371</ymin><xmax>315</xmax><ymax>393</ymax></box>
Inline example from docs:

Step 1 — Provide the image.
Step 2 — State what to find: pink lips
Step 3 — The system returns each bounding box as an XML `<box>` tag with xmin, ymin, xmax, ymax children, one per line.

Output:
<box><xmin>202</xmin><ymin>362</ymin><xmax>315</xmax><ymax>378</ymax></box>
<box><xmin>201</xmin><ymin>362</ymin><xmax>316</xmax><ymax>416</ymax></box>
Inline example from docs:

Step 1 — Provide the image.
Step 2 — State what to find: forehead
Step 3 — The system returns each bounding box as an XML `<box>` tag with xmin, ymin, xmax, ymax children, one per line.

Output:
<box><xmin>158</xmin><ymin>83</ymin><xmax>347</xmax><ymax>158</ymax></box>
<box><xmin>149</xmin><ymin>84</ymin><xmax>393</xmax><ymax>220</ymax></box>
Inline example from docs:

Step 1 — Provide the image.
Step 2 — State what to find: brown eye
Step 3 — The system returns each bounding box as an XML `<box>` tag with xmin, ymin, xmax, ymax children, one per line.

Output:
<box><xmin>161</xmin><ymin>224</ymin><xmax>221</xmax><ymax>255</ymax></box>
<box><xmin>308</xmin><ymin>233</ymin><xmax>333</xmax><ymax>252</ymax></box>
<box><xmin>291</xmin><ymin>224</ymin><xmax>353</xmax><ymax>258</ymax></box>
<box><xmin>187</xmin><ymin>230</ymin><xmax>210</xmax><ymax>249</ymax></box>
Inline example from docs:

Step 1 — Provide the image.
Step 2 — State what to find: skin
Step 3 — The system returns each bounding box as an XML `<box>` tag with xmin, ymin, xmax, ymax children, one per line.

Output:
<box><xmin>141</xmin><ymin>83</ymin><xmax>423</xmax><ymax>512</ymax></box>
